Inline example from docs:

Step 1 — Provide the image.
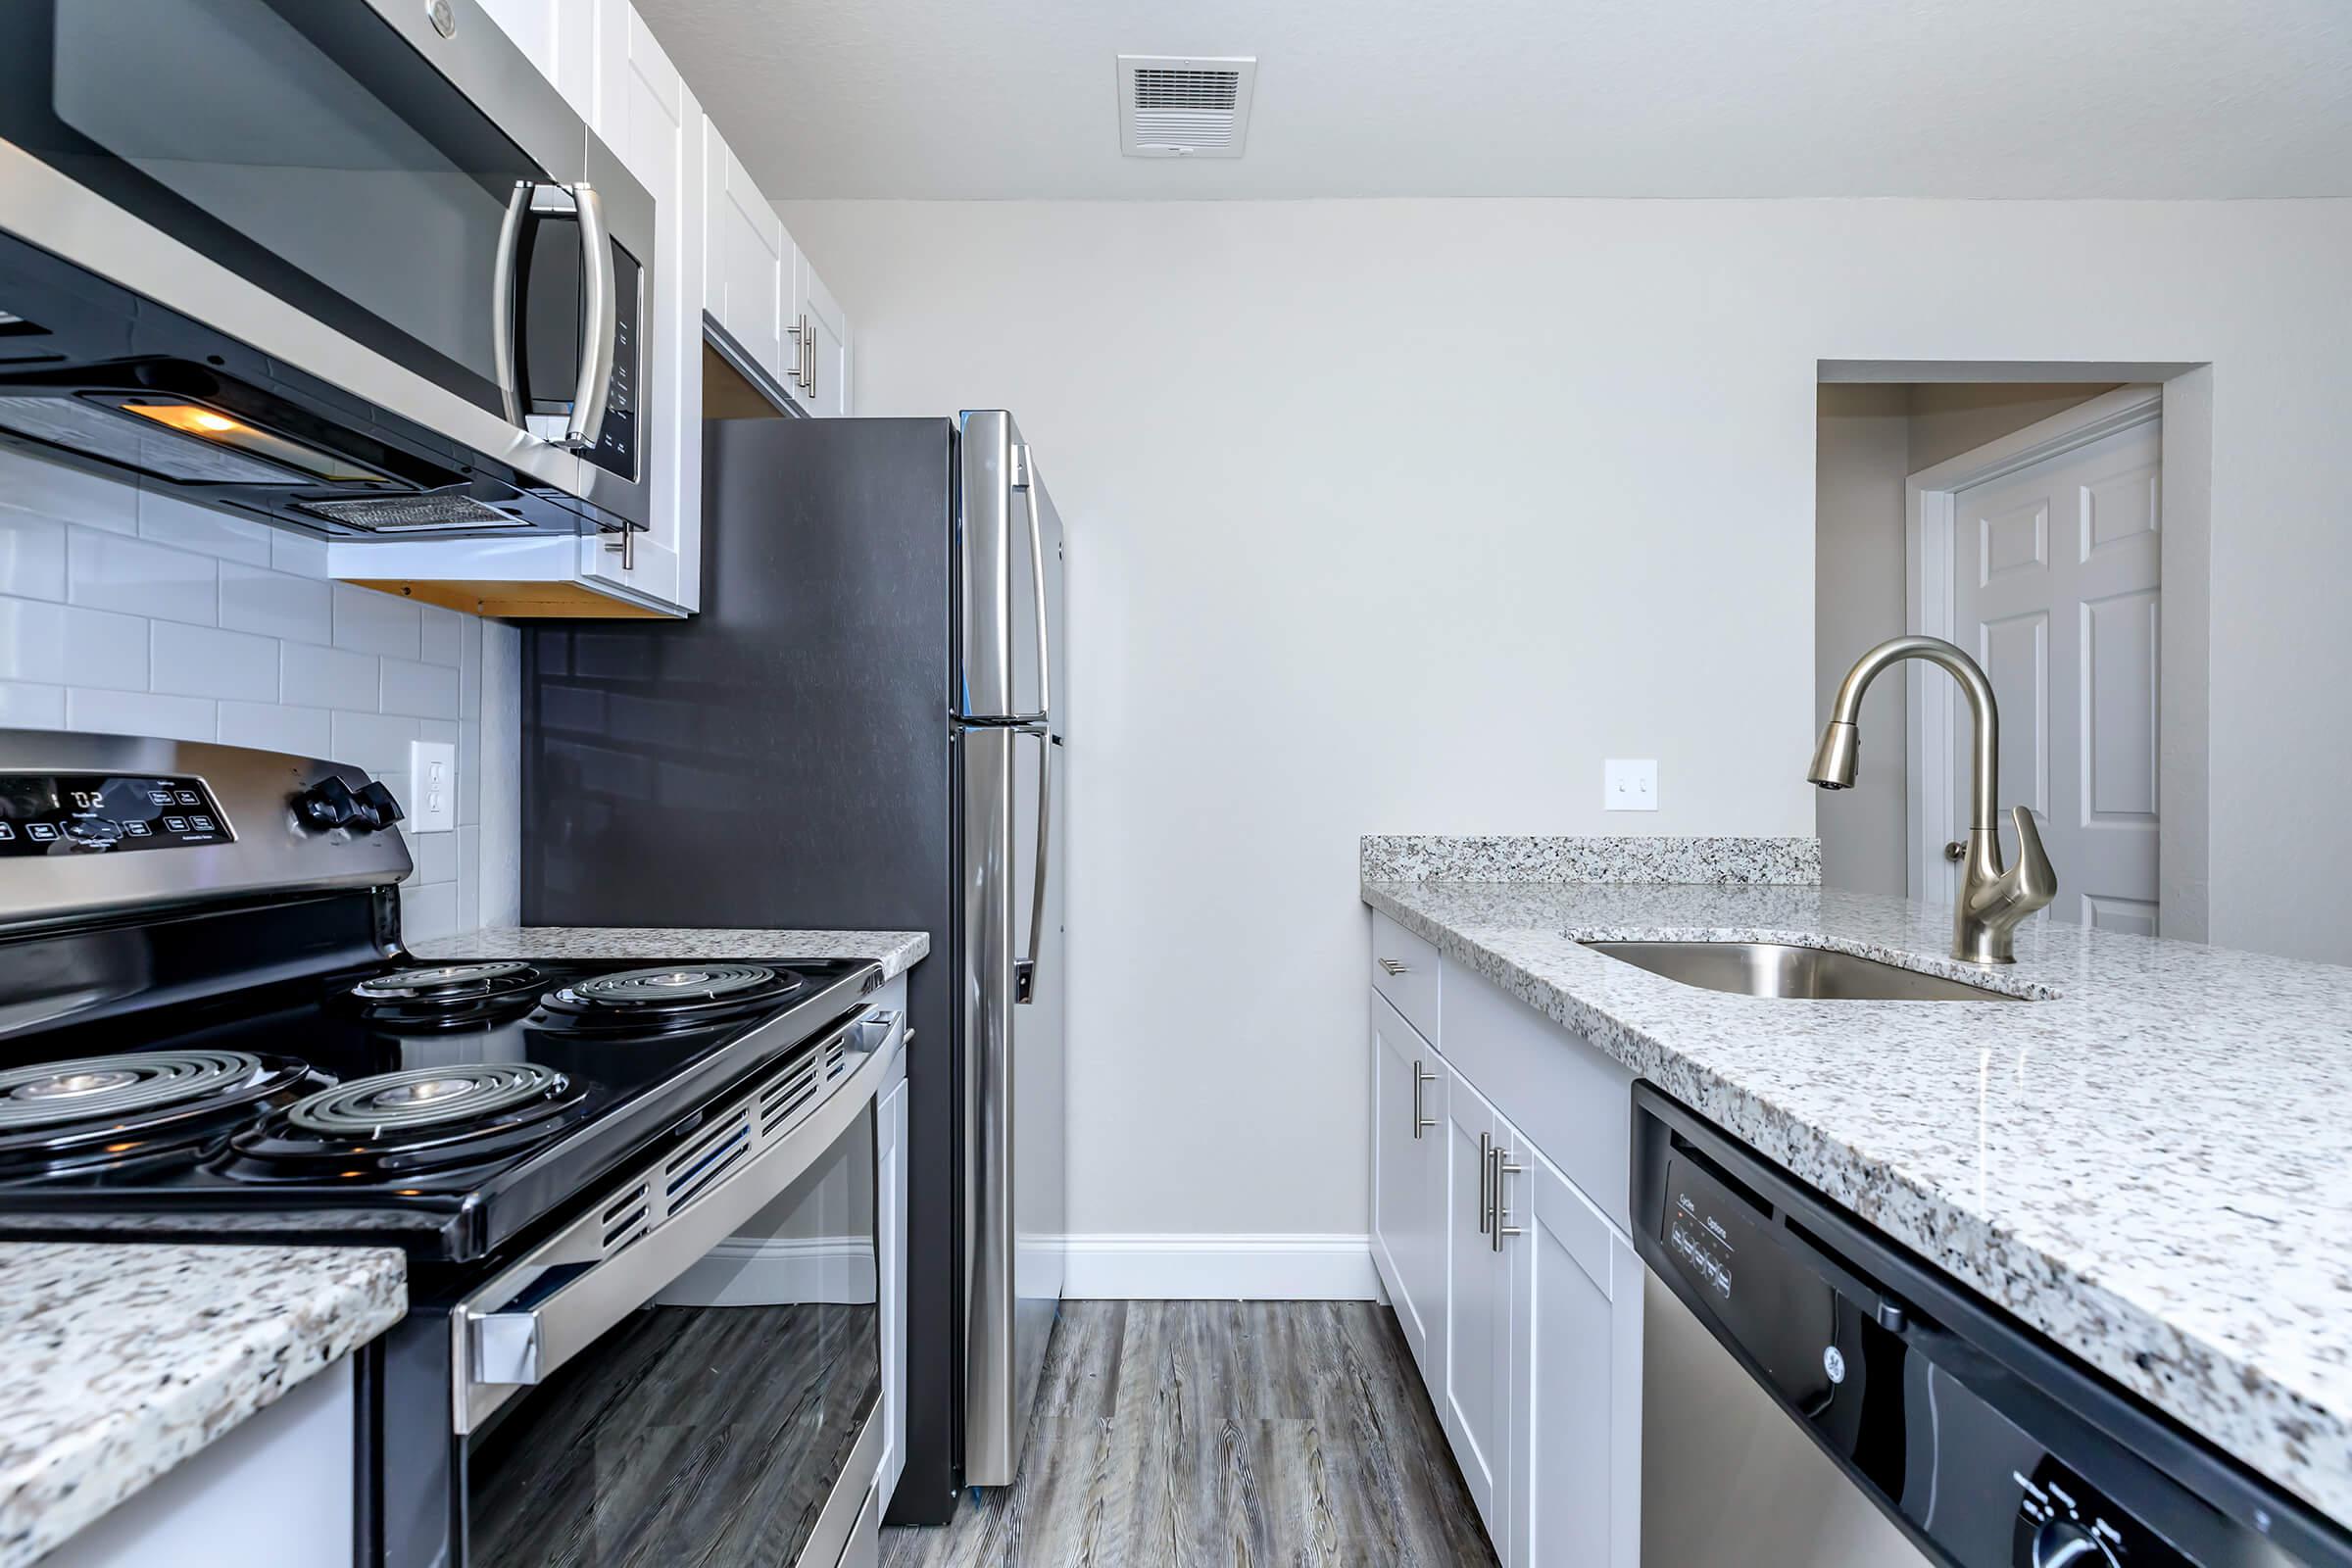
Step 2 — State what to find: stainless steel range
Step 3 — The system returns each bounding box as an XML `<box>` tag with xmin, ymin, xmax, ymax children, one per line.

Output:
<box><xmin>0</xmin><ymin>730</ymin><xmax>895</xmax><ymax>1568</ymax></box>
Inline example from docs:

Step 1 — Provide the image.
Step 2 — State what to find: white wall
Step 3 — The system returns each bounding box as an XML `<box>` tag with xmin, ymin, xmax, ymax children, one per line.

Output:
<box><xmin>0</xmin><ymin>449</ymin><xmax>520</xmax><ymax>938</ymax></box>
<box><xmin>778</xmin><ymin>197</ymin><xmax>2352</xmax><ymax>1245</ymax></box>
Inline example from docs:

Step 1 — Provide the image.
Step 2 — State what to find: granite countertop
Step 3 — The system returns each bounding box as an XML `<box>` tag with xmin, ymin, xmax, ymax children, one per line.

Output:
<box><xmin>1361</xmin><ymin>870</ymin><xmax>2352</xmax><ymax>1524</ymax></box>
<box><xmin>0</xmin><ymin>1244</ymin><xmax>405</xmax><ymax>1568</ymax></box>
<box><xmin>412</xmin><ymin>926</ymin><xmax>931</xmax><ymax>980</ymax></box>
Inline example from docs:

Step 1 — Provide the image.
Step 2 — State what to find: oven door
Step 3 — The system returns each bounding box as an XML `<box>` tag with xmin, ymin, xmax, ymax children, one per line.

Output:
<box><xmin>0</xmin><ymin>0</ymin><xmax>651</xmax><ymax>538</ymax></box>
<box><xmin>444</xmin><ymin>1010</ymin><xmax>895</xmax><ymax>1568</ymax></box>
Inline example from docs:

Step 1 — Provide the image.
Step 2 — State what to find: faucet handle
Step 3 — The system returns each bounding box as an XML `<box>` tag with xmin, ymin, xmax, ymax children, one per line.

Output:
<box><xmin>2006</xmin><ymin>806</ymin><xmax>2058</xmax><ymax>907</ymax></box>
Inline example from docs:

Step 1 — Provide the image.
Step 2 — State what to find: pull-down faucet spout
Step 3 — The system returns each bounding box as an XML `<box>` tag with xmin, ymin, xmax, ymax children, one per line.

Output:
<box><xmin>1810</xmin><ymin>636</ymin><xmax>2057</xmax><ymax>964</ymax></box>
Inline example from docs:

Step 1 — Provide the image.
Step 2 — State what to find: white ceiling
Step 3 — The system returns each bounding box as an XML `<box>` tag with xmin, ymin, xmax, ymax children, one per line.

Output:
<box><xmin>637</xmin><ymin>0</ymin><xmax>2352</xmax><ymax>200</ymax></box>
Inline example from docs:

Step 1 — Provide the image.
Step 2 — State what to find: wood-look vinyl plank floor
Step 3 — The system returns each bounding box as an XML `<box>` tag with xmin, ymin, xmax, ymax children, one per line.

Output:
<box><xmin>881</xmin><ymin>1301</ymin><xmax>1496</xmax><ymax>1568</ymax></box>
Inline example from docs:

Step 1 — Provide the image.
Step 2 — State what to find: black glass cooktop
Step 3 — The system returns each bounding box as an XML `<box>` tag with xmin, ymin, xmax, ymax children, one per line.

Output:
<box><xmin>0</xmin><ymin>955</ymin><xmax>880</xmax><ymax>1260</ymax></box>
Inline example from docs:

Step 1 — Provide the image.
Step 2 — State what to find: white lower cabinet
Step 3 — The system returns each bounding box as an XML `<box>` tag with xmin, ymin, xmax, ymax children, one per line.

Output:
<box><xmin>1370</xmin><ymin>993</ymin><xmax>1444</xmax><ymax>1378</ymax></box>
<box><xmin>1507</xmin><ymin>1143</ymin><xmax>1643</xmax><ymax>1568</ymax></box>
<box><xmin>1370</xmin><ymin>940</ymin><xmax>1642</xmax><ymax>1567</ymax></box>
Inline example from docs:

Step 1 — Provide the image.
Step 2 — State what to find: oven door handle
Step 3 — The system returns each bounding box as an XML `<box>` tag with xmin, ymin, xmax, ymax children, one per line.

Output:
<box><xmin>455</xmin><ymin>1006</ymin><xmax>903</xmax><ymax>1434</ymax></box>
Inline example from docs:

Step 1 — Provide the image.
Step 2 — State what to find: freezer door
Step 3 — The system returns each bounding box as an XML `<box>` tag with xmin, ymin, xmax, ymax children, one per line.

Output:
<box><xmin>956</xmin><ymin>410</ymin><xmax>1061</xmax><ymax>725</ymax></box>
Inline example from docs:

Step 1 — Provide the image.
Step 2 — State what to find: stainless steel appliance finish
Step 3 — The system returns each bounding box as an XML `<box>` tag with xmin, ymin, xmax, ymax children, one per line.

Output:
<box><xmin>519</xmin><ymin>410</ymin><xmax>1069</xmax><ymax>1521</ymax></box>
<box><xmin>1584</xmin><ymin>940</ymin><xmax>2024</xmax><ymax>1003</ymax></box>
<box><xmin>958</xmin><ymin>412</ymin><xmax>1067</xmax><ymax>1491</ymax></box>
<box><xmin>1633</xmin><ymin>1085</ymin><xmax>2352</xmax><ymax>1568</ymax></box>
<box><xmin>0</xmin><ymin>728</ymin><xmax>410</xmax><ymax>930</ymax></box>
<box><xmin>0</xmin><ymin>0</ymin><xmax>655</xmax><ymax>541</ymax></box>
<box><xmin>1812</xmin><ymin>635</ymin><xmax>2058</xmax><ymax>963</ymax></box>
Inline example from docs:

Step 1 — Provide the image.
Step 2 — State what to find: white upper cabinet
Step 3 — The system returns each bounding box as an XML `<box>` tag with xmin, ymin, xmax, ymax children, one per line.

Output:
<box><xmin>581</xmin><ymin>0</ymin><xmax>697</xmax><ymax>611</ymax></box>
<box><xmin>788</xmin><ymin>248</ymin><xmax>851</xmax><ymax>416</ymax></box>
<box><xmin>702</xmin><ymin>119</ymin><xmax>789</xmax><ymax>390</ymax></box>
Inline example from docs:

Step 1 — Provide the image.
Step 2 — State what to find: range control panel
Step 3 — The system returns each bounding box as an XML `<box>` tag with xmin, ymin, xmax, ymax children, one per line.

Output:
<box><xmin>0</xmin><ymin>773</ymin><xmax>232</xmax><ymax>856</ymax></box>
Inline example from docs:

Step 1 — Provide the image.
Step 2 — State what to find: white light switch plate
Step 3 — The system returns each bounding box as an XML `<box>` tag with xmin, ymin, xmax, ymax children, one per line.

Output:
<box><xmin>408</xmin><ymin>740</ymin><xmax>457</xmax><ymax>833</ymax></box>
<box><xmin>1604</xmin><ymin>758</ymin><xmax>1658</xmax><ymax>811</ymax></box>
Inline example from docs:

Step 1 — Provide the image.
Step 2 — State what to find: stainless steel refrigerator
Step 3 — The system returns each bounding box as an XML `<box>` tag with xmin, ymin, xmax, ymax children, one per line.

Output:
<box><xmin>518</xmin><ymin>410</ymin><xmax>1066</xmax><ymax>1522</ymax></box>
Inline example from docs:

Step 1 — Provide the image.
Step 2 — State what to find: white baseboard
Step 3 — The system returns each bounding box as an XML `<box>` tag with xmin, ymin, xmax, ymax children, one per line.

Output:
<box><xmin>1057</xmin><ymin>1233</ymin><xmax>1379</xmax><ymax>1300</ymax></box>
<box><xmin>656</xmin><ymin>1235</ymin><xmax>877</xmax><ymax>1307</ymax></box>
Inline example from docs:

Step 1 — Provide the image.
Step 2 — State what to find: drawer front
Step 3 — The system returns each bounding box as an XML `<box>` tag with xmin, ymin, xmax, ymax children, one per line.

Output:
<box><xmin>1370</xmin><ymin>910</ymin><xmax>1443</xmax><ymax>1046</ymax></box>
<box><xmin>1440</xmin><ymin>959</ymin><xmax>1636</xmax><ymax>1236</ymax></box>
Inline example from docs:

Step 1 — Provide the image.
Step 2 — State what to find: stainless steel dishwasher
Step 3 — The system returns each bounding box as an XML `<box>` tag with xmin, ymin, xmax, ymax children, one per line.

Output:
<box><xmin>1631</xmin><ymin>1083</ymin><xmax>2352</xmax><ymax>1568</ymax></box>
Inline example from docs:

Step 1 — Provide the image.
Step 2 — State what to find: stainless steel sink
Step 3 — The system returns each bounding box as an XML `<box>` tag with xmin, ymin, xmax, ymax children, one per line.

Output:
<box><xmin>1581</xmin><ymin>940</ymin><xmax>2024</xmax><ymax>1002</ymax></box>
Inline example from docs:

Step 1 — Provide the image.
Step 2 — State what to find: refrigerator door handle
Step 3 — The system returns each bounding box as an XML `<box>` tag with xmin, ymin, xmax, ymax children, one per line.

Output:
<box><xmin>1014</xmin><ymin>446</ymin><xmax>1052</xmax><ymax>727</ymax></box>
<box><xmin>1015</xmin><ymin>728</ymin><xmax>1053</xmax><ymax>1005</ymax></box>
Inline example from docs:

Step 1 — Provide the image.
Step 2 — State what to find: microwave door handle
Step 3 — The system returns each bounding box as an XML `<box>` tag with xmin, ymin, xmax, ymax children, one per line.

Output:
<box><xmin>491</xmin><ymin>182</ymin><xmax>531</xmax><ymax>426</ymax></box>
<box><xmin>562</xmin><ymin>181</ymin><xmax>616</xmax><ymax>451</ymax></box>
<box><xmin>1016</xmin><ymin>729</ymin><xmax>1052</xmax><ymax>1004</ymax></box>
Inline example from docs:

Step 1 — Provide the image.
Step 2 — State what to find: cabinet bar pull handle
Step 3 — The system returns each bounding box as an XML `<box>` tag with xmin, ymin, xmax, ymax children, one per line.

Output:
<box><xmin>1493</xmin><ymin>1150</ymin><xmax>1523</xmax><ymax>1251</ymax></box>
<box><xmin>1477</xmin><ymin>1130</ymin><xmax>1492</xmax><ymax>1234</ymax></box>
<box><xmin>1377</xmin><ymin>956</ymin><xmax>1408</xmax><ymax>977</ymax></box>
<box><xmin>1412</xmin><ymin>1063</ymin><xmax>1437</xmax><ymax>1137</ymax></box>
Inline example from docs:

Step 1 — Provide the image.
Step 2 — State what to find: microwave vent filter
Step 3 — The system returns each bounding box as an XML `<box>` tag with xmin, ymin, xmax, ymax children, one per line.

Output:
<box><xmin>1117</xmin><ymin>56</ymin><xmax>1256</xmax><ymax>159</ymax></box>
<box><xmin>298</xmin><ymin>494</ymin><xmax>532</xmax><ymax>533</ymax></box>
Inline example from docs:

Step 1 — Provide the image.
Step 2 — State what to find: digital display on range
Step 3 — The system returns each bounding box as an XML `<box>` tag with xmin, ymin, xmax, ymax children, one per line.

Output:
<box><xmin>0</xmin><ymin>773</ymin><xmax>232</xmax><ymax>857</ymax></box>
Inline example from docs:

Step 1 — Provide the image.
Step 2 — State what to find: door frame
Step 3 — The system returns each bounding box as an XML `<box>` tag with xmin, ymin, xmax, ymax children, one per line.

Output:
<box><xmin>1902</xmin><ymin>383</ymin><xmax>2165</xmax><ymax>904</ymax></box>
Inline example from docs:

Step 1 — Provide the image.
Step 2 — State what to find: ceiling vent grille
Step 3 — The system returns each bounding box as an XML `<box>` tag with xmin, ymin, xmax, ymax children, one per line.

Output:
<box><xmin>1117</xmin><ymin>55</ymin><xmax>1256</xmax><ymax>159</ymax></box>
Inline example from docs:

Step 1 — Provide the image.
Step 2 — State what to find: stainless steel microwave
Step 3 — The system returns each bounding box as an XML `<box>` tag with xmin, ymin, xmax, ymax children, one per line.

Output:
<box><xmin>0</xmin><ymin>0</ymin><xmax>655</xmax><ymax>543</ymax></box>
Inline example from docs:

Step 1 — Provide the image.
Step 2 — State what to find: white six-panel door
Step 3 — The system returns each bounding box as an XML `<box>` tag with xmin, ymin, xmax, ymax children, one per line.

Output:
<box><xmin>1947</xmin><ymin>411</ymin><xmax>2162</xmax><ymax>935</ymax></box>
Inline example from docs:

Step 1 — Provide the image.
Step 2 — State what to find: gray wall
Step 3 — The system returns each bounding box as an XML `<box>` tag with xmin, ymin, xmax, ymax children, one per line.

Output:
<box><xmin>1813</xmin><ymin>384</ymin><xmax>2119</xmax><ymax>899</ymax></box>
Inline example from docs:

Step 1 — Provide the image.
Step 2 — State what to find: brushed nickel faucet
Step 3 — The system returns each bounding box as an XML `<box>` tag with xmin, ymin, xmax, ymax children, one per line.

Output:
<box><xmin>1810</xmin><ymin>635</ymin><xmax>2057</xmax><ymax>964</ymax></box>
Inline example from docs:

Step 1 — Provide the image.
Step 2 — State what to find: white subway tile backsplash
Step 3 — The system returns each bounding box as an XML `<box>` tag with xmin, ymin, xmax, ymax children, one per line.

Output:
<box><xmin>152</xmin><ymin>621</ymin><xmax>278</xmax><ymax>701</ymax></box>
<box><xmin>281</xmin><ymin>643</ymin><xmax>378</xmax><ymax>710</ymax></box>
<box><xmin>220</xmin><ymin>561</ymin><xmax>333</xmax><ymax>644</ymax></box>
<box><xmin>68</xmin><ymin>528</ymin><xmax>218</xmax><ymax>624</ymax></box>
<box><xmin>329</xmin><ymin>709</ymin><xmax>419</xmax><ymax>774</ymax></box>
<box><xmin>62</xmin><ymin>605</ymin><xmax>151</xmax><ymax>692</ymax></box>
<box><xmin>0</xmin><ymin>596</ymin><xmax>66</xmax><ymax>684</ymax></box>
<box><xmin>67</xmin><ymin>688</ymin><xmax>213</xmax><ymax>742</ymax></box>
<box><xmin>399</xmin><ymin>882</ymin><xmax>458</xmax><ymax>943</ymax></box>
<box><xmin>331</xmin><ymin>583</ymin><xmax>421</xmax><ymax>659</ymax></box>
<box><xmin>0</xmin><ymin>456</ymin><xmax>138</xmax><ymax>536</ymax></box>
<box><xmin>458</xmin><ymin>720</ymin><xmax>481</xmax><ymax>826</ymax></box>
<box><xmin>218</xmin><ymin>700</ymin><xmax>331</xmax><ymax>758</ymax></box>
<box><xmin>0</xmin><ymin>509</ymin><xmax>68</xmax><ymax>600</ymax></box>
<box><xmin>419</xmin><ymin>605</ymin><xmax>463</xmax><ymax>666</ymax></box>
<box><xmin>458</xmin><ymin>616</ymin><xmax>483</xmax><ymax>718</ymax></box>
<box><xmin>137</xmin><ymin>487</ymin><xmax>274</xmax><ymax>565</ymax></box>
<box><xmin>270</xmin><ymin>531</ymin><xmax>330</xmax><ymax>578</ymax></box>
<box><xmin>414</xmin><ymin>827</ymin><xmax>457</xmax><ymax>885</ymax></box>
<box><xmin>0</xmin><ymin>681</ymin><xmax>66</xmax><ymax>728</ymax></box>
<box><xmin>381</xmin><ymin>657</ymin><xmax>459</xmax><ymax>719</ymax></box>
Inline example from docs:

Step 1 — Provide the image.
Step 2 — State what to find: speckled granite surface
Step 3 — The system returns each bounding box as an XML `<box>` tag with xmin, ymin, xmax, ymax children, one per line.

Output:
<box><xmin>0</xmin><ymin>1244</ymin><xmax>405</xmax><ymax>1568</ymax></box>
<box><xmin>411</xmin><ymin>926</ymin><xmax>930</xmax><ymax>980</ymax></box>
<box><xmin>1362</xmin><ymin>876</ymin><xmax>2352</xmax><ymax>1523</ymax></box>
<box><xmin>1360</xmin><ymin>834</ymin><xmax>1821</xmax><ymax>884</ymax></box>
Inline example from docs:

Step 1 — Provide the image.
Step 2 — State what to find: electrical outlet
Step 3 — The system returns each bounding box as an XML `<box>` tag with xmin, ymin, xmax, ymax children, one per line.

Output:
<box><xmin>1604</xmin><ymin>759</ymin><xmax>1658</xmax><ymax>811</ymax></box>
<box><xmin>408</xmin><ymin>740</ymin><xmax>457</xmax><ymax>833</ymax></box>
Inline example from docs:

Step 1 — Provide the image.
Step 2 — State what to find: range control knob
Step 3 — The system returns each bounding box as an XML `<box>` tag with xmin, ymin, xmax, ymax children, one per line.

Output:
<box><xmin>2029</xmin><ymin>1519</ymin><xmax>2118</xmax><ymax>1568</ymax></box>
<box><xmin>353</xmin><ymin>780</ymin><xmax>405</xmax><ymax>832</ymax></box>
<box><xmin>295</xmin><ymin>777</ymin><xmax>362</xmax><ymax>831</ymax></box>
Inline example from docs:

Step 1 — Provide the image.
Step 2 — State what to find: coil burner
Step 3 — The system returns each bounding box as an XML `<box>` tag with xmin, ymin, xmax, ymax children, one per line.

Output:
<box><xmin>348</xmin><ymin>962</ymin><xmax>546</xmax><ymax>1028</ymax></box>
<box><xmin>226</xmin><ymin>1062</ymin><xmax>588</xmax><ymax>1179</ymax></box>
<box><xmin>537</xmin><ymin>963</ymin><xmax>803</xmax><ymax>1031</ymax></box>
<box><xmin>0</xmin><ymin>1051</ymin><xmax>316</xmax><ymax>1178</ymax></box>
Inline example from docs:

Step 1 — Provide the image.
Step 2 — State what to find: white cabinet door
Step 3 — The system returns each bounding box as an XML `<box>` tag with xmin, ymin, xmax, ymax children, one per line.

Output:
<box><xmin>787</xmin><ymin>248</ymin><xmax>852</xmax><ymax>416</ymax></box>
<box><xmin>579</xmin><ymin>0</ymin><xmax>694</xmax><ymax>611</ymax></box>
<box><xmin>1505</xmin><ymin>1142</ymin><xmax>1642</xmax><ymax>1568</ymax></box>
<box><xmin>474</xmin><ymin>0</ymin><xmax>595</xmax><ymax>116</ymax></box>
<box><xmin>1371</xmin><ymin>993</ymin><xmax>1444</xmax><ymax>1381</ymax></box>
<box><xmin>877</xmin><ymin>1067</ymin><xmax>909</xmax><ymax>1509</ymax></box>
<box><xmin>1444</xmin><ymin>1059</ymin><xmax>1510</xmax><ymax>1539</ymax></box>
<box><xmin>703</xmin><ymin>121</ymin><xmax>789</xmax><ymax>390</ymax></box>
